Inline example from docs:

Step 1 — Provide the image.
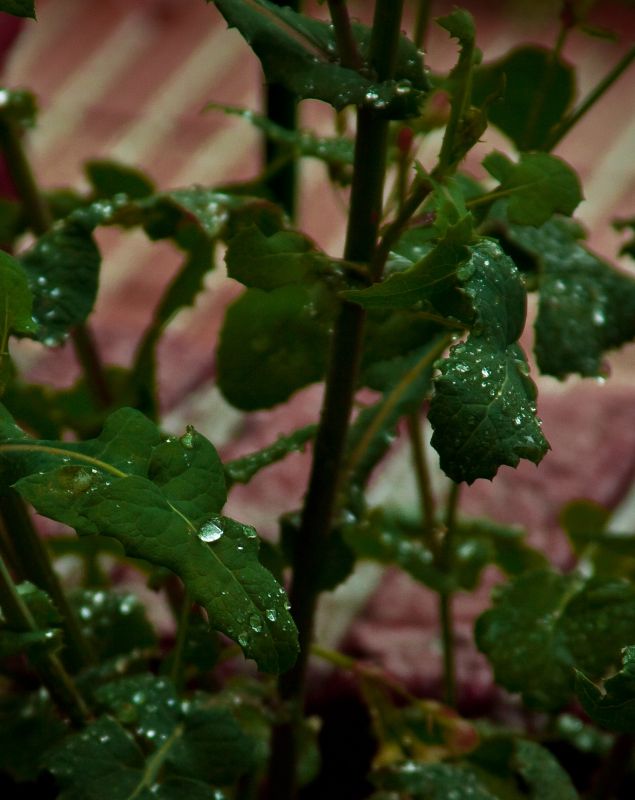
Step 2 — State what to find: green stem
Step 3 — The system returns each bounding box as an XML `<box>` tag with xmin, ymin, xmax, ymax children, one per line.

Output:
<box><xmin>407</xmin><ymin>411</ymin><xmax>438</xmax><ymax>552</ymax></box>
<box><xmin>169</xmin><ymin>591</ymin><xmax>191</xmax><ymax>690</ymax></box>
<box><xmin>439</xmin><ymin>481</ymin><xmax>460</xmax><ymax>706</ymax></box>
<box><xmin>0</xmin><ymin>116</ymin><xmax>112</xmax><ymax>409</ymax></box>
<box><xmin>0</xmin><ymin>551</ymin><xmax>90</xmax><ymax>727</ymax></box>
<box><xmin>0</xmin><ymin>490</ymin><xmax>95</xmax><ymax>671</ymax></box>
<box><xmin>413</xmin><ymin>0</ymin><xmax>432</xmax><ymax>50</ymax></box>
<box><xmin>267</xmin><ymin>3</ymin><xmax>405</xmax><ymax>798</ymax></box>
<box><xmin>547</xmin><ymin>45</ymin><xmax>635</xmax><ymax>150</ymax></box>
<box><xmin>327</xmin><ymin>0</ymin><xmax>362</xmax><ymax>69</ymax></box>
<box><xmin>264</xmin><ymin>0</ymin><xmax>300</xmax><ymax>217</ymax></box>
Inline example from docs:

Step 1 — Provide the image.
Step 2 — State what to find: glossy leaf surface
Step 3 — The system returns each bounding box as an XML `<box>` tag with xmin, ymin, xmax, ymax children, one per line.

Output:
<box><xmin>0</xmin><ymin>406</ymin><xmax>298</xmax><ymax>673</ymax></box>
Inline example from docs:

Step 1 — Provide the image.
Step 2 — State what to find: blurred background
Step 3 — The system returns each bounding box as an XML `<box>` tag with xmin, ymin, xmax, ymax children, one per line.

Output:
<box><xmin>1</xmin><ymin>0</ymin><xmax>635</xmax><ymax>702</ymax></box>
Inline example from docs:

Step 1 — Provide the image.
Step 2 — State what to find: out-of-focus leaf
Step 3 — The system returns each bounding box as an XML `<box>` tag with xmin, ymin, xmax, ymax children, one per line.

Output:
<box><xmin>217</xmin><ymin>283</ymin><xmax>332</xmax><ymax>410</ymax></box>
<box><xmin>471</xmin><ymin>46</ymin><xmax>575</xmax><ymax>151</ymax></box>
<box><xmin>576</xmin><ymin>645</ymin><xmax>635</xmax><ymax>734</ymax></box>
<box><xmin>84</xmin><ymin>159</ymin><xmax>155</xmax><ymax>200</ymax></box>
<box><xmin>476</xmin><ymin>568</ymin><xmax>635</xmax><ymax>709</ymax></box>
<box><xmin>224</xmin><ymin>424</ymin><xmax>316</xmax><ymax>486</ymax></box>
<box><xmin>500</xmin><ymin>216</ymin><xmax>635</xmax><ymax>378</ymax></box>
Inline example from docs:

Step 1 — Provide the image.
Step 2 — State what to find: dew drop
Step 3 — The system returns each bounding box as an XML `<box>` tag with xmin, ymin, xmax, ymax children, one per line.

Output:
<box><xmin>198</xmin><ymin>519</ymin><xmax>223</xmax><ymax>543</ymax></box>
<box><xmin>180</xmin><ymin>425</ymin><xmax>195</xmax><ymax>449</ymax></box>
<box><xmin>249</xmin><ymin>614</ymin><xmax>263</xmax><ymax>633</ymax></box>
<box><xmin>266</xmin><ymin>608</ymin><xmax>277</xmax><ymax>622</ymax></box>
<box><xmin>237</xmin><ymin>632</ymin><xmax>249</xmax><ymax>647</ymax></box>
<box><xmin>455</xmin><ymin>362</ymin><xmax>470</xmax><ymax>373</ymax></box>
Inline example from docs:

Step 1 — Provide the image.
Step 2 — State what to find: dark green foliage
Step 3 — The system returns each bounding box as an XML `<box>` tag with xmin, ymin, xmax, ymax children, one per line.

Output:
<box><xmin>499</xmin><ymin>215</ymin><xmax>635</xmax><ymax>378</ymax></box>
<box><xmin>476</xmin><ymin>569</ymin><xmax>635</xmax><ymax>709</ymax></box>
<box><xmin>0</xmin><ymin>581</ymin><xmax>62</xmax><ymax>660</ymax></box>
<box><xmin>576</xmin><ymin>646</ymin><xmax>635</xmax><ymax>734</ymax></box>
<box><xmin>429</xmin><ymin>239</ymin><xmax>548</xmax><ymax>483</ymax></box>
<box><xmin>471</xmin><ymin>46</ymin><xmax>576</xmax><ymax>150</ymax></box>
<box><xmin>0</xmin><ymin>250</ymin><xmax>36</xmax><ymax>393</ymax></box>
<box><xmin>212</xmin><ymin>0</ymin><xmax>428</xmax><ymax>118</ymax></box>
<box><xmin>482</xmin><ymin>151</ymin><xmax>582</xmax><ymax>226</ymax></box>
<box><xmin>0</xmin><ymin>406</ymin><xmax>298</xmax><ymax>673</ymax></box>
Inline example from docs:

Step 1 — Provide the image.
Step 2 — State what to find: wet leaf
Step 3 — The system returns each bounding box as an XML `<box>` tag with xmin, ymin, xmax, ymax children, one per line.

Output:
<box><xmin>207</xmin><ymin>103</ymin><xmax>354</xmax><ymax>168</ymax></box>
<box><xmin>429</xmin><ymin>239</ymin><xmax>547</xmax><ymax>483</ymax></box>
<box><xmin>224</xmin><ymin>424</ymin><xmax>316</xmax><ymax>486</ymax></box>
<box><xmin>0</xmin><ymin>250</ymin><xmax>37</xmax><ymax>394</ymax></box>
<box><xmin>342</xmin><ymin>217</ymin><xmax>473</xmax><ymax>314</ymax></box>
<box><xmin>0</xmin><ymin>406</ymin><xmax>298</xmax><ymax>673</ymax></box>
<box><xmin>501</xmin><ymin>216</ymin><xmax>635</xmax><ymax>378</ymax></box>
<box><xmin>476</xmin><ymin>569</ymin><xmax>635</xmax><ymax>709</ymax></box>
<box><xmin>483</xmin><ymin>151</ymin><xmax>582</xmax><ymax>226</ymax></box>
<box><xmin>211</xmin><ymin>0</ymin><xmax>428</xmax><ymax>118</ymax></box>
<box><xmin>69</xmin><ymin>589</ymin><xmax>156</xmax><ymax>661</ymax></box>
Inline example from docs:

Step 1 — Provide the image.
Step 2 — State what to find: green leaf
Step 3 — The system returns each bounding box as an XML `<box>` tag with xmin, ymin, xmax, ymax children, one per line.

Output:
<box><xmin>452</xmin><ymin>518</ymin><xmax>547</xmax><ymax>590</ymax></box>
<box><xmin>476</xmin><ymin>569</ymin><xmax>635</xmax><ymax>709</ymax></box>
<box><xmin>342</xmin><ymin>217</ymin><xmax>473</xmax><ymax>313</ymax></box>
<box><xmin>207</xmin><ymin>103</ymin><xmax>354</xmax><ymax>168</ymax></box>
<box><xmin>575</xmin><ymin>645</ymin><xmax>635</xmax><ymax>734</ymax></box>
<box><xmin>217</xmin><ymin>284</ymin><xmax>332</xmax><ymax>410</ymax></box>
<box><xmin>0</xmin><ymin>691</ymin><xmax>66</xmax><ymax>781</ymax></box>
<box><xmin>0</xmin><ymin>582</ymin><xmax>63</xmax><ymax>662</ymax></box>
<box><xmin>85</xmin><ymin>159</ymin><xmax>155</xmax><ymax>200</ymax></box>
<box><xmin>211</xmin><ymin>0</ymin><xmax>428</xmax><ymax>118</ymax></box>
<box><xmin>482</xmin><ymin>151</ymin><xmax>582</xmax><ymax>226</ymax></box>
<box><xmin>0</xmin><ymin>406</ymin><xmax>298</xmax><ymax>673</ymax></box>
<box><xmin>225</xmin><ymin>223</ymin><xmax>344</xmax><ymax>290</ymax></box>
<box><xmin>70</xmin><ymin>589</ymin><xmax>156</xmax><ymax>661</ymax></box>
<box><xmin>471</xmin><ymin>46</ymin><xmax>575</xmax><ymax>151</ymax></box>
<box><xmin>372</xmin><ymin>761</ymin><xmax>499</xmax><ymax>799</ymax></box>
<box><xmin>429</xmin><ymin>239</ymin><xmax>548</xmax><ymax>484</ymax></box>
<box><xmin>437</xmin><ymin>8</ymin><xmax>476</xmax><ymax>45</ymax></box>
<box><xmin>19</xmin><ymin>201</ymin><xmax>115</xmax><ymax>346</ymax></box>
<box><xmin>512</xmin><ymin>739</ymin><xmax>578</xmax><ymax>800</ymax></box>
<box><xmin>500</xmin><ymin>216</ymin><xmax>635</xmax><ymax>378</ymax></box>
<box><xmin>224</xmin><ymin>424</ymin><xmax>316</xmax><ymax>486</ymax></box>
<box><xmin>93</xmin><ymin>675</ymin><xmax>255</xmax><ymax>785</ymax></box>
<box><xmin>343</xmin><ymin>508</ymin><xmax>449</xmax><ymax>593</ymax></box>
<box><xmin>0</xmin><ymin>0</ymin><xmax>35</xmax><ymax>18</ymax></box>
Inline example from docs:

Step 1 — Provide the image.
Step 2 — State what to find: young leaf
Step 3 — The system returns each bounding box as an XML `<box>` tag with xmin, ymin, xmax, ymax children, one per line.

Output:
<box><xmin>210</xmin><ymin>0</ymin><xmax>428</xmax><ymax>118</ymax></box>
<box><xmin>0</xmin><ymin>406</ymin><xmax>298</xmax><ymax>673</ymax></box>
<box><xmin>84</xmin><ymin>159</ymin><xmax>155</xmax><ymax>200</ymax></box>
<box><xmin>342</xmin><ymin>217</ymin><xmax>473</xmax><ymax>314</ymax></box>
<box><xmin>206</xmin><ymin>103</ymin><xmax>354</xmax><ymax>168</ymax></box>
<box><xmin>224</xmin><ymin>424</ymin><xmax>316</xmax><ymax>486</ymax></box>
<box><xmin>476</xmin><ymin>569</ymin><xmax>635</xmax><ymax>709</ymax></box>
<box><xmin>471</xmin><ymin>46</ymin><xmax>575</xmax><ymax>151</ymax></box>
<box><xmin>575</xmin><ymin>645</ymin><xmax>635</xmax><ymax>734</ymax></box>
<box><xmin>482</xmin><ymin>151</ymin><xmax>582</xmax><ymax>226</ymax></box>
<box><xmin>225</xmin><ymin>224</ymin><xmax>345</xmax><ymax>290</ymax></box>
<box><xmin>0</xmin><ymin>0</ymin><xmax>35</xmax><ymax>18</ymax></box>
<box><xmin>500</xmin><ymin>216</ymin><xmax>635</xmax><ymax>378</ymax></box>
<box><xmin>217</xmin><ymin>284</ymin><xmax>332</xmax><ymax>410</ymax></box>
<box><xmin>429</xmin><ymin>239</ymin><xmax>548</xmax><ymax>484</ymax></box>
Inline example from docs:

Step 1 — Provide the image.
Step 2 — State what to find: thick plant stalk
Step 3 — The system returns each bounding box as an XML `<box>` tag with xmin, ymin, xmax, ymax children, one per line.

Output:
<box><xmin>267</xmin><ymin>2</ymin><xmax>405</xmax><ymax>797</ymax></box>
<box><xmin>264</xmin><ymin>0</ymin><xmax>300</xmax><ymax>217</ymax></box>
